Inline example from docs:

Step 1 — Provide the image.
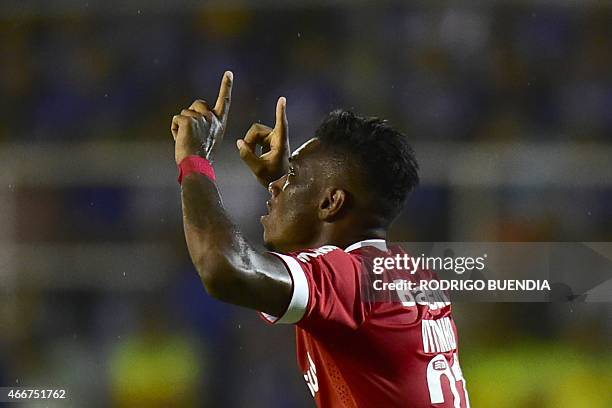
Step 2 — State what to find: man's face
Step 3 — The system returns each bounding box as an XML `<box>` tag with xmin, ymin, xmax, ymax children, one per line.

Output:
<box><xmin>261</xmin><ymin>138</ymin><xmax>325</xmax><ymax>252</ymax></box>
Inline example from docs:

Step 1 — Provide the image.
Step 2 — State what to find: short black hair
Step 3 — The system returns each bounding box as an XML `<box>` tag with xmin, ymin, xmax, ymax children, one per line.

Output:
<box><xmin>315</xmin><ymin>109</ymin><xmax>419</xmax><ymax>222</ymax></box>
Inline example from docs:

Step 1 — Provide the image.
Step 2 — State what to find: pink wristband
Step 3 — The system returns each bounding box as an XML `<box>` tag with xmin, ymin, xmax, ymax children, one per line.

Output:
<box><xmin>178</xmin><ymin>155</ymin><xmax>216</xmax><ymax>184</ymax></box>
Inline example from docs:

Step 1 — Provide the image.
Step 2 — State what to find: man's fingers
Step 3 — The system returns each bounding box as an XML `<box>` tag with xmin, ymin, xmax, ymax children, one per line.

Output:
<box><xmin>171</xmin><ymin>114</ymin><xmax>193</xmax><ymax>140</ymax></box>
<box><xmin>236</xmin><ymin>139</ymin><xmax>263</xmax><ymax>174</ymax></box>
<box><xmin>171</xmin><ymin>117</ymin><xmax>179</xmax><ymax>140</ymax></box>
<box><xmin>274</xmin><ymin>97</ymin><xmax>287</xmax><ymax>131</ymax></box>
<box><xmin>181</xmin><ymin>109</ymin><xmax>201</xmax><ymax>118</ymax></box>
<box><xmin>182</xmin><ymin>107</ymin><xmax>212</xmax><ymax>122</ymax></box>
<box><xmin>244</xmin><ymin>123</ymin><xmax>273</xmax><ymax>146</ymax></box>
<box><xmin>214</xmin><ymin>71</ymin><xmax>233</xmax><ymax>121</ymax></box>
<box><xmin>172</xmin><ymin>114</ymin><xmax>193</xmax><ymax>128</ymax></box>
<box><xmin>272</xmin><ymin>97</ymin><xmax>288</xmax><ymax>148</ymax></box>
<box><xmin>189</xmin><ymin>100</ymin><xmax>211</xmax><ymax>114</ymax></box>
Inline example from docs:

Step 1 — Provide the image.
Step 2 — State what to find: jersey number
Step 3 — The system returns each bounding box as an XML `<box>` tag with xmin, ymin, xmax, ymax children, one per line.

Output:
<box><xmin>426</xmin><ymin>353</ymin><xmax>470</xmax><ymax>408</ymax></box>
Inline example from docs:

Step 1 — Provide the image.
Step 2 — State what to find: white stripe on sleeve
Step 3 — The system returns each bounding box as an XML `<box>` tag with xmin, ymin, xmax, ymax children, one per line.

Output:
<box><xmin>260</xmin><ymin>252</ymin><xmax>310</xmax><ymax>324</ymax></box>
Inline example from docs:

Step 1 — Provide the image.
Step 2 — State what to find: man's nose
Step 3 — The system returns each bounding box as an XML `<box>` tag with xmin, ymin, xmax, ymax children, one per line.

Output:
<box><xmin>268</xmin><ymin>175</ymin><xmax>286</xmax><ymax>197</ymax></box>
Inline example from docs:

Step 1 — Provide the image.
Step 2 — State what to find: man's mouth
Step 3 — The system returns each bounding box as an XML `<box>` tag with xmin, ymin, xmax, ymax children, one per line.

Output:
<box><xmin>261</xmin><ymin>200</ymin><xmax>273</xmax><ymax>223</ymax></box>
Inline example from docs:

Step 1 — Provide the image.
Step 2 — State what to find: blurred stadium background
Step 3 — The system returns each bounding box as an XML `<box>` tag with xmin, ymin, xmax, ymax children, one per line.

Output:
<box><xmin>1</xmin><ymin>1</ymin><xmax>611</xmax><ymax>407</ymax></box>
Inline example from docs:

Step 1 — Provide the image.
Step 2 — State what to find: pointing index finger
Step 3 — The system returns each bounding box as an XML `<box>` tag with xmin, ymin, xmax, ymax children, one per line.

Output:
<box><xmin>274</xmin><ymin>96</ymin><xmax>287</xmax><ymax>137</ymax></box>
<box><xmin>214</xmin><ymin>71</ymin><xmax>233</xmax><ymax>121</ymax></box>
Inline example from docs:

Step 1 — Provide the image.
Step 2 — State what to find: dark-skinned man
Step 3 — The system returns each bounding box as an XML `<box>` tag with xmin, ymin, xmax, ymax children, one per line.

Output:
<box><xmin>171</xmin><ymin>71</ymin><xmax>470</xmax><ymax>407</ymax></box>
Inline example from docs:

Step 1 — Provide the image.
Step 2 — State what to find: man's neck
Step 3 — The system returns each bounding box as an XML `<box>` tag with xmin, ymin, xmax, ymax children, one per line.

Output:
<box><xmin>312</xmin><ymin>226</ymin><xmax>387</xmax><ymax>251</ymax></box>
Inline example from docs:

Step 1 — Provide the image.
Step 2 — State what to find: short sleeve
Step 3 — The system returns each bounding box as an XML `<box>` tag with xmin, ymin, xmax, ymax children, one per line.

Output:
<box><xmin>259</xmin><ymin>245</ymin><xmax>368</xmax><ymax>334</ymax></box>
<box><xmin>258</xmin><ymin>252</ymin><xmax>310</xmax><ymax>324</ymax></box>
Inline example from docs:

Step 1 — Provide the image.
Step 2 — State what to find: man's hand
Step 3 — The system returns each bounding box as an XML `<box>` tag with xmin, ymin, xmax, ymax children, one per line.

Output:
<box><xmin>236</xmin><ymin>97</ymin><xmax>290</xmax><ymax>186</ymax></box>
<box><xmin>171</xmin><ymin>71</ymin><xmax>233</xmax><ymax>164</ymax></box>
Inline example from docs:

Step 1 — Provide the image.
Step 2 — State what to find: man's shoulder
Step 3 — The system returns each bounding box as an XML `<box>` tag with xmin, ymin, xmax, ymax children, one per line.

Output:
<box><xmin>286</xmin><ymin>240</ymin><xmax>392</xmax><ymax>262</ymax></box>
<box><xmin>289</xmin><ymin>245</ymin><xmax>344</xmax><ymax>263</ymax></box>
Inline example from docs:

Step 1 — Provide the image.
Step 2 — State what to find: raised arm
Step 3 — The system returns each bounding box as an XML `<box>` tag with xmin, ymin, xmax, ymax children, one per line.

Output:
<box><xmin>171</xmin><ymin>72</ymin><xmax>291</xmax><ymax>317</ymax></box>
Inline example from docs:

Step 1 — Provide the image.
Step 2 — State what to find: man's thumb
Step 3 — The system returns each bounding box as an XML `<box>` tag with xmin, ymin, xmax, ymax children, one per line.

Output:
<box><xmin>236</xmin><ymin>139</ymin><xmax>261</xmax><ymax>171</ymax></box>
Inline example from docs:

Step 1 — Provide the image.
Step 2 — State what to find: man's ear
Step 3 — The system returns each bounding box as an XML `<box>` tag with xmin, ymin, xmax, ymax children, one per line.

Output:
<box><xmin>318</xmin><ymin>187</ymin><xmax>347</xmax><ymax>221</ymax></box>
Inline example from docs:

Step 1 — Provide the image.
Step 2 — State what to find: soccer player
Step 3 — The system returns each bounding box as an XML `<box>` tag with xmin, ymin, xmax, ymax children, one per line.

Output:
<box><xmin>171</xmin><ymin>71</ymin><xmax>470</xmax><ymax>407</ymax></box>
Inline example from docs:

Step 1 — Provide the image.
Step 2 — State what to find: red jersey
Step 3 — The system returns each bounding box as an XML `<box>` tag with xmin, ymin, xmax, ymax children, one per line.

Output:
<box><xmin>261</xmin><ymin>239</ymin><xmax>470</xmax><ymax>408</ymax></box>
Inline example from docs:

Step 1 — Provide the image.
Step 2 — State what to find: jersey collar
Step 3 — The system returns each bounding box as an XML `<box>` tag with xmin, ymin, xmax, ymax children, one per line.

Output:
<box><xmin>345</xmin><ymin>239</ymin><xmax>387</xmax><ymax>253</ymax></box>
